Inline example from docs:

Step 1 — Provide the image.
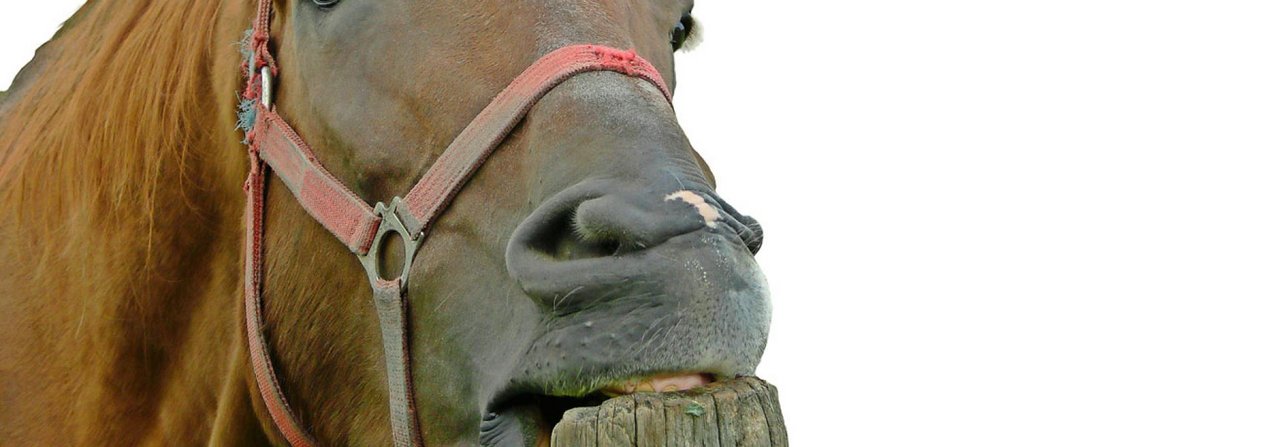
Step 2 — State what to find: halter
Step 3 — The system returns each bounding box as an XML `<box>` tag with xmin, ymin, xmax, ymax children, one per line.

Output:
<box><xmin>239</xmin><ymin>1</ymin><xmax>672</xmax><ymax>446</ymax></box>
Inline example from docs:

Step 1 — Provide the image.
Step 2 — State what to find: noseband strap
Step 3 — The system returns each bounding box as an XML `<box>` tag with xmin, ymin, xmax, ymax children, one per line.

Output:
<box><xmin>240</xmin><ymin>1</ymin><xmax>672</xmax><ymax>445</ymax></box>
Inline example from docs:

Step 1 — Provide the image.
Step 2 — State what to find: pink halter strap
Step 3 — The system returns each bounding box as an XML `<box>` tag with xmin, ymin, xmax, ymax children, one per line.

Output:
<box><xmin>240</xmin><ymin>1</ymin><xmax>672</xmax><ymax>445</ymax></box>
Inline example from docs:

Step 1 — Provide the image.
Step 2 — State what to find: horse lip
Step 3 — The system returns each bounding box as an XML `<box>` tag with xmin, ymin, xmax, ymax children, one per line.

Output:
<box><xmin>483</xmin><ymin>368</ymin><xmax>721</xmax><ymax>407</ymax></box>
<box><xmin>599</xmin><ymin>372</ymin><xmax>715</xmax><ymax>397</ymax></box>
<box><xmin>486</xmin><ymin>371</ymin><xmax>722</xmax><ymax>416</ymax></box>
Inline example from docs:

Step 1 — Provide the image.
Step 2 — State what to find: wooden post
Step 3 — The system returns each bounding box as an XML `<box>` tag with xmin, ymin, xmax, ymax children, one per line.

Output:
<box><xmin>550</xmin><ymin>377</ymin><xmax>788</xmax><ymax>447</ymax></box>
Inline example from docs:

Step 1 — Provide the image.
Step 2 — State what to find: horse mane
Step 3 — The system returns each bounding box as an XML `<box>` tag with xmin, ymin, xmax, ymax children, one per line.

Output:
<box><xmin>0</xmin><ymin>0</ymin><xmax>235</xmax><ymax>279</ymax></box>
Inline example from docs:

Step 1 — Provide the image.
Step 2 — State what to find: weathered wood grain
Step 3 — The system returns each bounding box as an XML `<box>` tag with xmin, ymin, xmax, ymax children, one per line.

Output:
<box><xmin>709</xmin><ymin>384</ymin><xmax>742</xmax><ymax>447</ymax></box>
<box><xmin>634</xmin><ymin>392</ymin><xmax>667</xmax><ymax>447</ymax></box>
<box><xmin>758</xmin><ymin>383</ymin><xmax>788</xmax><ymax>447</ymax></box>
<box><xmin>552</xmin><ymin>407</ymin><xmax>599</xmax><ymax>446</ymax></box>
<box><xmin>740</xmin><ymin>379</ymin><xmax>787</xmax><ymax>447</ymax></box>
<box><xmin>550</xmin><ymin>377</ymin><xmax>787</xmax><ymax>447</ymax></box>
<box><xmin>725</xmin><ymin>379</ymin><xmax>772</xmax><ymax>447</ymax></box>
<box><xmin>597</xmin><ymin>393</ymin><xmax>637</xmax><ymax>445</ymax></box>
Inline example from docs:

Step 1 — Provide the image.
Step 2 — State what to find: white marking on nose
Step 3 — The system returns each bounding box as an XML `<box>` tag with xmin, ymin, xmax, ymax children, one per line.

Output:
<box><xmin>665</xmin><ymin>190</ymin><xmax>721</xmax><ymax>228</ymax></box>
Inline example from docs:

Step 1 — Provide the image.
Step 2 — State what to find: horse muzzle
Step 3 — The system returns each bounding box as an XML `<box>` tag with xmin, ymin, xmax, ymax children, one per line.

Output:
<box><xmin>491</xmin><ymin>179</ymin><xmax>772</xmax><ymax>445</ymax></box>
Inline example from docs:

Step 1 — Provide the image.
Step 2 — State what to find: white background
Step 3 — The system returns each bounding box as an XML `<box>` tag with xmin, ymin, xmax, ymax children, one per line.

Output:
<box><xmin>4</xmin><ymin>1</ymin><xmax>1279</xmax><ymax>445</ymax></box>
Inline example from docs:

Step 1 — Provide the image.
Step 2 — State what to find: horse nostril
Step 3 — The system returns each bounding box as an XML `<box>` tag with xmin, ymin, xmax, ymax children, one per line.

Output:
<box><xmin>572</xmin><ymin>195</ymin><xmax>670</xmax><ymax>254</ymax></box>
<box><xmin>533</xmin><ymin>194</ymin><xmax>697</xmax><ymax>260</ymax></box>
<box><xmin>519</xmin><ymin>200</ymin><xmax>619</xmax><ymax>260</ymax></box>
<box><xmin>735</xmin><ymin>214</ymin><xmax>765</xmax><ymax>254</ymax></box>
<box><xmin>506</xmin><ymin>182</ymin><xmax>768</xmax><ymax>309</ymax></box>
<box><xmin>510</xmin><ymin>184</ymin><xmax>718</xmax><ymax>266</ymax></box>
<box><xmin>514</xmin><ymin>185</ymin><xmax>765</xmax><ymax>263</ymax></box>
<box><xmin>701</xmin><ymin>194</ymin><xmax>764</xmax><ymax>255</ymax></box>
<box><xmin>544</xmin><ymin>203</ymin><xmax>625</xmax><ymax>260</ymax></box>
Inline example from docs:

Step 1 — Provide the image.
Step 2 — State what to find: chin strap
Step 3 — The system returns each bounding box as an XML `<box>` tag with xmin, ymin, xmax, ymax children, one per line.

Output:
<box><xmin>240</xmin><ymin>0</ymin><xmax>673</xmax><ymax>445</ymax></box>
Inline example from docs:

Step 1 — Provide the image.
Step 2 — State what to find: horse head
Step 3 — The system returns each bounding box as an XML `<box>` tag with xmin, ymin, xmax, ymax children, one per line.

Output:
<box><xmin>0</xmin><ymin>0</ymin><xmax>772</xmax><ymax>444</ymax></box>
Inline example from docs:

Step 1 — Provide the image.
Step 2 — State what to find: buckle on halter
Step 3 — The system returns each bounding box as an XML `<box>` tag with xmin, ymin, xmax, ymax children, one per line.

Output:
<box><xmin>260</xmin><ymin>66</ymin><xmax>274</xmax><ymax>108</ymax></box>
<box><xmin>358</xmin><ymin>197</ymin><xmax>423</xmax><ymax>287</ymax></box>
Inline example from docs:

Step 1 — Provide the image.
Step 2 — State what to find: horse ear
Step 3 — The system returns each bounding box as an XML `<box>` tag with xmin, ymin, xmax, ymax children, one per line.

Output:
<box><xmin>678</xmin><ymin>15</ymin><xmax>703</xmax><ymax>52</ymax></box>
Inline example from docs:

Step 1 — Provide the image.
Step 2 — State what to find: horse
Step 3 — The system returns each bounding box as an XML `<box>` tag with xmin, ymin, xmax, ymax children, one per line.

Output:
<box><xmin>0</xmin><ymin>0</ymin><xmax>771</xmax><ymax>445</ymax></box>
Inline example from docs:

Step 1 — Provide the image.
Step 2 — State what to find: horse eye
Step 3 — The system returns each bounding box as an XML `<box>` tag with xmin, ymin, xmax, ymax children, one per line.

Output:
<box><xmin>671</xmin><ymin>14</ymin><xmax>694</xmax><ymax>51</ymax></box>
<box><xmin>312</xmin><ymin>0</ymin><xmax>340</xmax><ymax>8</ymax></box>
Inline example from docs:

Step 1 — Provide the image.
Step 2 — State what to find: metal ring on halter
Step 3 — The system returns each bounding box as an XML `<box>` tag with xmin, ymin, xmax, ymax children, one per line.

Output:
<box><xmin>358</xmin><ymin>197</ymin><xmax>424</xmax><ymax>287</ymax></box>
<box><xmin>260</xmin><ymin>66</ymin><xmax>274</xmax><ymax>108</ymax></box>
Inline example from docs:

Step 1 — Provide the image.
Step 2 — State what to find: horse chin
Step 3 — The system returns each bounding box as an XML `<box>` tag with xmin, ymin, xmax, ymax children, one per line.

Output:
<box><xmin>481</xmin><ymin>373</ymin><xmax>716</xmax><ymax>447</ymax></box>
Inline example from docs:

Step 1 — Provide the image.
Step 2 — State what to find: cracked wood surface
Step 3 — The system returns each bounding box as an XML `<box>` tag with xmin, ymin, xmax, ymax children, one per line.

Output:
<box><xmin>551</xmin><ymin>377</ymin><xmax>788</xmax><ymax>446</ymax></box>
